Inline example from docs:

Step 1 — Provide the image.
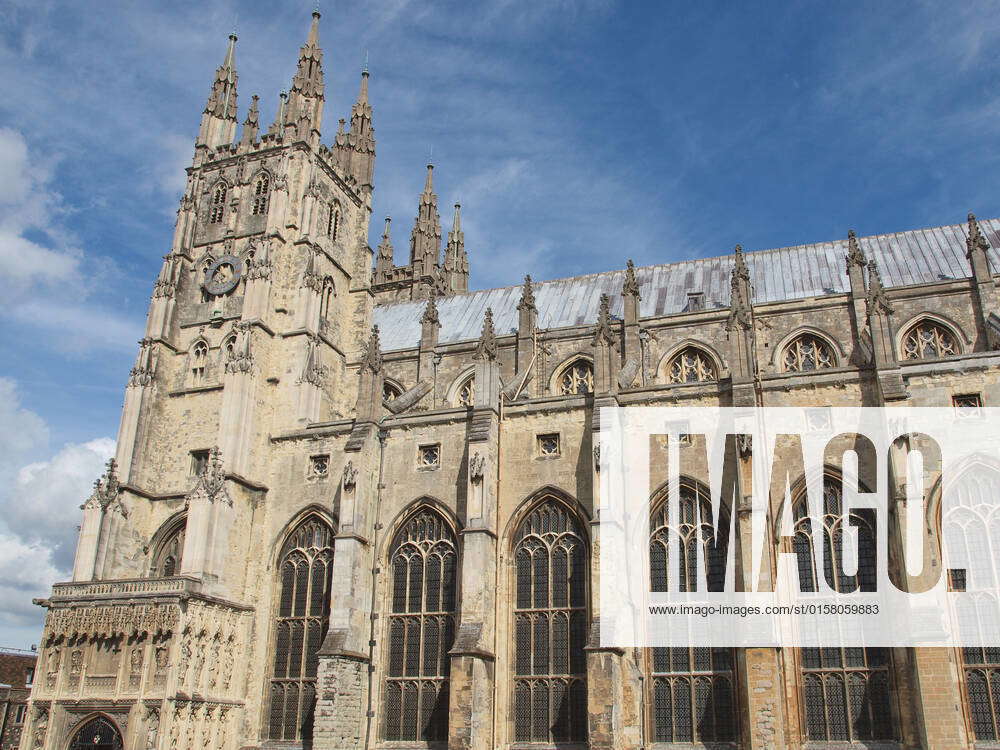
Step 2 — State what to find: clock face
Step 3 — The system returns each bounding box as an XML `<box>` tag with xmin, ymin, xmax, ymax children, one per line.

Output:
<box><xmin>202</xmin><ymin>254</ymin><xmax>244</xmax><ymax>296</ymax></box>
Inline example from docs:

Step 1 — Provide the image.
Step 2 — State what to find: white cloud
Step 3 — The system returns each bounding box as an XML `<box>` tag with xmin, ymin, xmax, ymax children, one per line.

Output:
<box><xmin>0</xmin><ymin>378</ymin><xmax>114</xmax><ymax>642</ymax></box>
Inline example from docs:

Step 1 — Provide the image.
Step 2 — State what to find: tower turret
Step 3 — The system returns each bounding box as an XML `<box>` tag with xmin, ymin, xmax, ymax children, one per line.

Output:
<box><xmin>196</xmin><ymin>33</ymin><xmax>238</xmax><ymax>152</ymax></box>
<box><xmin>284</xmin><ymin>11</ymin><xmax>325</xmax><ymax>145</ymax></box>
<box><xmin>409</xmin><ymin>164</ymin><xmax>442</xmax><ymax>289</ymax></box>
<box><xmin>442</xmin><ymin>203</ymin><xmax>468</xmax><ymax>294</ymax></box>
<box><xmin>336</xmin><ymin>70</ymin><xmax>376</xmax><ymax>191</ymax></box>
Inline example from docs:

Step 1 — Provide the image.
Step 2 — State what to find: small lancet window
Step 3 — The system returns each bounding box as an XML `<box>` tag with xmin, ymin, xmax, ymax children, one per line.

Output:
<box><xmin>327</xmin><ymin>203</ymin><xmax>341</xmax><ymax>240</ymax></box>
<box><xmin>210</xmin><ymin>182</ymin><xmax>228</xmax><ymax>224</ymax></box>
<box><xmin>320</xmin><ymin>278</ymin><xmax>335</xmax><ymax>321</ymax></box>
<box><xmin>191</xmin><ymin>341</ymin><xmax>208</xmax><ymax>383</ymax></box>
<box><xmin>252</xmin><ymin>173</ymin><xmax>270</xmax><ymax>216</ymax></box>
<box><xmin>902</xmin><ymin>320</ymin><xmax>957</xmax><ymax>360</ymax></box>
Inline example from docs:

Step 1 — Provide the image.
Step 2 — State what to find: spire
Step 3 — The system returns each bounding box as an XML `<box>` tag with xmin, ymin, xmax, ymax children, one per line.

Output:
<box><xmin>726</xmin><ymin>244</ymin><xmax>753</xmax><ymax>331</ymax></box>
<box><xmin>267</xmin><ymin>91</ymin><xmax>288</xmax><ymax>137</ymax></box>
<box><xmin>967</xmin><ymin>212</ymin><xmax>990</xmax><ymax>260</ymax></box>
<box><xmin>592</xmin><ymin>293</ymin><xmax>617</xmax><ymax>346</ymax></box>
<box><xmin>338</xmin><ymin>69</ymin><xmax>376</xmax><ymax>189</ymax></box>
<box><xmin>622</xmin><ymin>259</ymin><xmax>640</xmax><ymax>299</ymax></box>
<box><xmin>517</xmin><ymin>274</ymin><xmax>537</xmax><ymax>313</ymax></box>
<box><xmin>410</xmin><ymin>164</ymin><xmax>442</xmax><ymax>280</ymax></box>
<box><xmin>285</xmin><ymin>11</ymin><xmax>325</xmax><ymax>141</ymax></box>
<box><xmin>240</xmin><ymin>94</ymin><xmax>259</xmax><ymax>147</ymax></box>
<box><xmin>475</xmin><ymin>308</ymin><xmax>498</xmax><ymax>361</ymax></box>
<box><xmin>441</xmin><ymin>203</ymin><xmax>468</xmax><ymax>293</ymax></box>
<box><xmin>866</xmin><ymin>259</ymin><xmax>893</xmax><ymax>316</ymax></box>
<box><xmin>846</xmin><ymin>229</ymin><xmax>866</xmax><ymax>269</ymax></box>
<box><xmin>375</xmin><ymin>217</ymin><xmax>394</xmax><ymax>279</ymax></box>
<box><xmin>197</xmin><ymin>33</ymin><xmax>239</xmax><ymax>149</ymax></box>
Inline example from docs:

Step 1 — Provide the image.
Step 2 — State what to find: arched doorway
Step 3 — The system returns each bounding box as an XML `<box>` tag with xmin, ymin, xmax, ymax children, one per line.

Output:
<box><xmin>68</xmin><ymin>716</ymin><xmax>123</xmax><ymax>750</ymax></box>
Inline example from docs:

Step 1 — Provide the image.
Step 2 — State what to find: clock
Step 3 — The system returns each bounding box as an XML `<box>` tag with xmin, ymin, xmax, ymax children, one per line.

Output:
<box><xmin>202</xmin><ymin>254</ymin><xmax>244</xmax><ymax>296</ymax></box>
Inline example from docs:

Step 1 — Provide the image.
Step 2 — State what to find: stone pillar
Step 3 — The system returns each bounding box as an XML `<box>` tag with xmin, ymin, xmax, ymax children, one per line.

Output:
<box><xmin>586</xmin><ymin>397</ymin><xmax>641</xmax><ymax>750</ymax></box>
<box><xmin>72</xmin><ymin>498</ymin><xmax>103</xmax><ymax>581</ymax></box>
<box><xmin>449</xmin><ymin>348</ymin><xmax>500</xmax><ymax>750</ymax></box>
<box><xmin>115</xmin><ymin>339</ymin><xmax>157</xmax><ymax>483</ymax></box>
<box><xmin>218</xmin><ymin>322</ymin><xmax>256</xmax><ymax>477</ymax></box>
<box><xmin>179</xmin><ymin>448</ymin><xmax>234</xmax><ymax>594</ymax></box>
<box><xmin>966</xmin><ymin>213</ymin><xmax>999</xmax><ymax>350</ymax></box>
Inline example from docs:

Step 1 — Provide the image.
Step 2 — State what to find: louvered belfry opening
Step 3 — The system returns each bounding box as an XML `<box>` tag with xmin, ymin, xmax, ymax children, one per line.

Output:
<box><xmin>267</xmin><ymin>517</ymin><xmax>334</xmax><ymax>742</ymax></box>
<box><xmin>793</xmin><ymin>477</ymin><xmax>896</xmax><ymax>742</ymax></box>
<box><xmin>512</xmin><ymin>497</ymin><xmax>588</xmax><ymax>743</ymax></box>
<box><xmin>648</xmin><ymin>481</ymin><xmax>737</xmax><ymax>743</ymax></box>
<box><xmin>383</xmin><ymin>508</ymin><xmax>457</xmax><ymax>742</ymax></box>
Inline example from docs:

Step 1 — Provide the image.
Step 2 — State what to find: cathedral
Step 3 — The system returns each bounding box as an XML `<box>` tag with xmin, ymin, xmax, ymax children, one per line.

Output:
<box><xmin>20</xmin><ymin>10</ymin><xmax>1000</xmax><ymax>750</ymax></box>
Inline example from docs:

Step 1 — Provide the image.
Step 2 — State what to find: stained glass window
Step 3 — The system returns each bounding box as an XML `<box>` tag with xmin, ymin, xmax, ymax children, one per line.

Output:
<box><xmin>383</xmin><ymin>509</ymin><xmax>456</xmax><ymax>742</ymax></box>
<box><xmin>513</xmin><ymin>498</ymin><xmax>588</xmax><ymax>743</ymax></box>
<box><xmin>795</xmin><ymin>478</ymin><xmax>894</xmax><ymax>742</ymax></box>
<box><xmin>268</xmin><ymin>517</ymin><xmax>334</xmax><ymax>742</ymax></box>
<box><xmin>648</xmin><ymin>482</ymin><xmax>736</xmax><ymax>742</ymax></box>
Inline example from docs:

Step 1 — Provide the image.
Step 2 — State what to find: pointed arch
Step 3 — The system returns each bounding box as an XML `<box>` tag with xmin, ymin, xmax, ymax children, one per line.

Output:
<box><xmin>188</xmin><ymin>337</ymin><xmax>210</xmax><ymax>385</ymax></box>
<box><xmin>657</xmin><ymin>340</ymin><xmax>723</xmax><ymax>384</ymax></box>
<box><xmin>68</xmin><ymin>713</ymin><xmax>123</xmax><ymax>750</ymax></box>
<box><xmin>148</xmin><ymin>512</ymin><xmax>186</xmax><ymax>578</ymax></box>
<box><xmin>445</xmin><ymin>364</ymin><xmax>476</xmax><ymax>408</ymax></box>
<box><xmin>771</xmin><ymin>326</ymin><xmax>843</xmax><ymax>372</ymax></box>
<box><xmin>209</xmin><ymin>179</ymin><xmax>229</xmax><ymax>224</ymax></box>
<box><xmin>509</xmin><ymin>489</ymin><xmax>589</xmax><ymax>744</ymax></box>
<box><xmin>320</xmin><ymin>275</ymin><xmax>335</xmax><ymax>322</ymax></box>
<box><xmin>381</xmin><ymin>502</ymin><xmax>458</xmax><ymax>742</ymax></box>
<box><xmin>897</xmin><ymin>313</ymin><xmax>966</xmax><ymax>360</ymax></box>
<box><xmin>266</xmin><ymin>511</ymin><xmax>336</xmax><ymax>742</ymax></box>
<box><xmin>550</xmin><ymin>354</ymin><xmax>594</xmax><ymax>396</ymax></box>
<box><xmin>250</xmin><ymin>170</ymin><xmax>271</xmax><ymax>216</ymax></box>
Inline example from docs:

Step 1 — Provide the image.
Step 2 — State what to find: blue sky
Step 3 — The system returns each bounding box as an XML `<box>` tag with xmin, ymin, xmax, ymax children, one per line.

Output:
<box><xmin>0</xmin><ymin>0</ymin><xmax>998</xmax><ymax>647</ymax></box>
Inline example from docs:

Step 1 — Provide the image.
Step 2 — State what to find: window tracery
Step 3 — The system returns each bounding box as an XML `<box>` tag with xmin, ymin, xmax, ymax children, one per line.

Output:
<box><xmin>558</xmin><ymin>360</ymin><xmax>593</xmax><ymax>396</ymax></box>
<box><xmin>647</xmin><ymin>482</ymin><xmax>736</xmax><ymax>742</ymax></box>
<box><xmin>513</xmin><ymin>498</ymin><xmax>588</xmax><ymax>743</ymax></box>
<box><xmin>383</xmin><ymin>509</ymin><xmax>457</xmax><ymax>742</ymax></box>
<box><xmin>209</xmin><ymin>182</ymin><xmax>227</xmax><ymax>224</ymax></box>
<box><xmin>793</xmin><ymin>479</ymin><xmax>894</xmax><ymax>742</ymax></box>
<box><xmin>667</xmin><ymin>347</ymin><xmax>717</xmax><ymax>384</ymax></box>
<box><xmin>902</xmin><ymin>320</ymin><xmax>957</xmax><ymax>360</ymax></box>
<box><xmin>268</xmin><ymin>517</ymin><xmax>334</xmax><ymax>742</ymax></box>
<box><xmin>782</xmin><ymin>334</ymin><xmax>834</xmax><ymax>372</ymax></box>
<box><xmin>251</xmin><ymin>173</ymin><xmax>270</xmax><ymax>216</ymax></box>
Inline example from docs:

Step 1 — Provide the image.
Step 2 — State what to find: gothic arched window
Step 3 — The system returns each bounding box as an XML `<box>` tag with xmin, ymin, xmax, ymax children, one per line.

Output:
<box><xmin>191</xmin><ymin>341</ymin><xmax>208</xmax><ymax>384</ymax></box>
<box><xmin>268</xmin><ymin>516</ymin><xmax>335</xmax><ymax>743</ymax></box>
<box><xmin>327</xmin><ymin>202</ymin><xmax>341</xmax><ymax>240</ymax></box>
<box><xmin>320</xmin><ymin>278</ymin><xmax>335</xmax><ymax>322</ymax></box>
<box><xmin>782</xmin><ymin>334</ymin><xmax>834</xmax><ymax>372</ymax></box>
<box><xmin>902</xmin><ymin>319</ymin><xmax>957</xmax><ymax>360</ymax></box>
<box><xmin>383</xmin><ymin>508</ymin><xmax>457</xmax><ymax>742</ymax></box>
<box><xmin>647</xmin><ymin>481</ymin><xmax>736</xmax><ymax>742</ymax></box>
<box><xmin>150</xmin><ymin>517</ymin><xmax>185</xmax><ymax>578</ymax></box>
<box><xmin>667</xmin><ymin>347</ymin><xmax>717</xmax><ymax>384</ymax></box>
<box><xmin>457</xmin><ymin>376</ymin><xmax>474</xmax><ymax>407</ymax></box>
<box><xmin>252</xmin><ymin>173</ymin><xmax>270</xmax><ymax>216</ymax></box>
<box><xmin>558</xmin><ymin>359</ymin><xmax>593</xmax><ymax>396</ymax></box>
<box><xmin>210</xmin><ymin>182</ymin><xmax>228</xmax><ymax>224</ymax></box>
<box><xmin>793</xmin><ymin>478</ymin><xmax>895</xmax><ymax>742</ymax></box>
<box><xmin>513</xmin><ymin>497</ymin><xmax>588</xmax><ymax>743</ymax></box>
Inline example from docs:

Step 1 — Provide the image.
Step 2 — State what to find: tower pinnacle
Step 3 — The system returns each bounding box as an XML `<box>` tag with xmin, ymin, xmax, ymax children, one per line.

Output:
<box><xmin>442</xmin><ymin>202</ymin><xmax>468</xmax><ymax>294</ymax></box>
<box><xmin>197</xmin><ymin>33</ymin><xmax>239</xmax><ymax>150</ymax></box>
<box><xmin>409</xmin><ymin>164</ymin><xmax>442</xmax><ymax>284</ymax></box>
<box><xmin>335</xmin><ymin>69</ymin><xmax>376</xmax><ymax>190</ymax></box>
<box><xmin>284</xmin><ymin>11</ymin><xmax>325</xmax><ymax>144</ymax></box>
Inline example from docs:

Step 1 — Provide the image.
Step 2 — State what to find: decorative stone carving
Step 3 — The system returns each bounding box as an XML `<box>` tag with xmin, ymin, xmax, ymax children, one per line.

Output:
<box><xmin>188</xmin><ymin>446</ymin><xmax>230</xmax><ymax>506</ymax></box>
<box><xmin>298</xmin><ymin>334</ymin><xmax>328</xmax><ymax>387</ymax></box>
<box><xmin>474</xmin><ymin>308</ymin><xmax>498</xmax><ymax>361</ymax></box>
<box><xmin>591</xmin><ymin>294</ymin><xmax>617</xmax><ymax>347</ymax></box>
<box><xmin>469</xmin><ymin>452</ymin><xmax>485</xmax><ymax>483</ymax></box>
<box><xmin>224</xmin><ymin>322</ymin><xmax>254</xmax><ymax>374</ymax></box>
<box><xmin>593</xmin><ymin>444</ymin><xmax>601</xmax><ymax>473</ymax></box>
<box><xmin>81</xmin><ymin>459</ymin><xmax>125</xmax><ymax>516</ymax></box>
<box><xmin>342</xmin><ymin>460</ymin><xmax>358</xmax><ymax>489</ymax></box>
<box><xmin>129</xmin><ymin>338</ymin><xmax>157</xmax><ymax>387</ymax></box>
<box><xmin>203</xmin><ymin>254</ymin><xmax>244</xmax><ymax>297</ymax></box>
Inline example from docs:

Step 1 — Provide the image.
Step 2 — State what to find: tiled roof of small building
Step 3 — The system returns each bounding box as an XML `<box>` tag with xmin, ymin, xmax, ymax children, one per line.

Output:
<box><xmin>372</xmin><ymin>217</ymin><xmax>1000</xmax><ymax>352</ymax></box>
